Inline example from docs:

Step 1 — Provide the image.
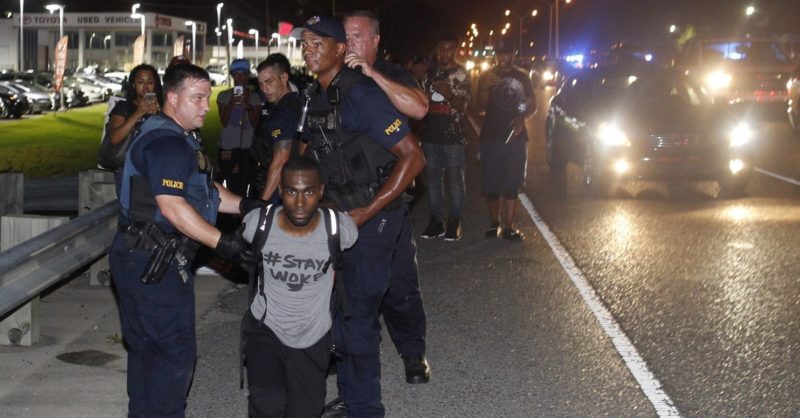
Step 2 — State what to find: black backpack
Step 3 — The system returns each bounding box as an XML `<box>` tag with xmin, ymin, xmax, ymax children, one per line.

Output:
<box><xmin>239</xmin><ymin>204</ymin><xmax>348</xmax><ymax>388</ymax></box>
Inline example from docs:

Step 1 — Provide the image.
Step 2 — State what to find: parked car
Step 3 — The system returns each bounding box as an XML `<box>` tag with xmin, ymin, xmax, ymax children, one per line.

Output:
<box><xmin>545</xmin><ymin>65</ymin><xmax>755</xmax><ymax>197</ymax></box>
<box><xmin>0</xmin><ymin>81</ymin><xmax>50</xmax><ymax>114</ymax></box>
<box><xmin>0</xmin><ymin>84</ymin><xmax>30</xmax><ymax>118</ymax></box>
<box><xmin>674</xmin><ymin>36</ymin><xmax>794</xmax><ymax>113</ymax></box>
<box><xmin>62</xmin><ymin>76</ymin><xmax>106</xmax><ymax>104</ymax></box>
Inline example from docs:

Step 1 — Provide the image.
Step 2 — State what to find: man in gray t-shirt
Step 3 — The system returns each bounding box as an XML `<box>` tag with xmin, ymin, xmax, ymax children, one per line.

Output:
<box><xmin>241</xmin><ymin>156</ymin><xmax>357</xmax><ymax>417</ymax></box>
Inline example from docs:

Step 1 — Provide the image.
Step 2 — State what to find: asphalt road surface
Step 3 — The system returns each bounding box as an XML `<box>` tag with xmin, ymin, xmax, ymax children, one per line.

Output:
<box><xmin>2</xmin><ymin>85</ymin><xmax>799</xmax><ymax>417</ymax></box>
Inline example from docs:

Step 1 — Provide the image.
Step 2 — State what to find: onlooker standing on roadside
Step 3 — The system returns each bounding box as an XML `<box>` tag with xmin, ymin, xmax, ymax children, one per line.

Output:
<box><xmin>419</xmin><ymin>33</ymin><xmax>471</xmax><ymax>242</ymax></box>
<box><xmin>476</xmin><ymin>40</ymin><xmax>535</xmax><ymax>241</ymax></box>
<box><xmin>106</xmin><ymin>64</ymin><xmax>163</xmax><ymax>156</ymax></box>
<box><xmin>217</xmin><ymin>58</ymin><xmax>262</xmax><ymax>197</ymax></box>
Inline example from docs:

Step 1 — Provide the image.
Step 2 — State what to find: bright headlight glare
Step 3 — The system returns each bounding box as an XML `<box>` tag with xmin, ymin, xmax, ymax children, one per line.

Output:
<box><xmin>465</xmin><ymin>60</ymin><xmax>475</xmax><ymax>71</ymax></box>
<box><xmin>542</xmin><ymin>70</ymin><xmax>555</xmax><ymax>81</ymax></box>
<box><xmin>729</xmin><ymin>122</ymin><xmax>753</xmax><ymax>147</ymax></box>
<box><xmin>480</xmin><ymin>61</ymin><xmax>490</xmax><ymax>71</ymax></box>
<box><xmin>705</xmin><ymin>71</ymin><xmax>732</xmax><ymax>90</ymax></box>
<box><xmin>597</xmin><ymin>123</ymin><xmax>630</xmax><ymax>147</ymax></box>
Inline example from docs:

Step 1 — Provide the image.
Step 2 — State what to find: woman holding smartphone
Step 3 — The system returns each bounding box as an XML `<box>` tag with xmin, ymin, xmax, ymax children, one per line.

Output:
<box><xmin>107</xmin><ymin>64</ymin><xmax>164</xmax><ymax>146</ymax></box>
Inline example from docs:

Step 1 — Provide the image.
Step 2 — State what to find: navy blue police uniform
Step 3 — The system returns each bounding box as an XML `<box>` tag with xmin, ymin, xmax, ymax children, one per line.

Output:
<box><xmin>252</xmin><ymin>91</ymin><xmax>302</xmax><ymax>204</ymax></box>
<box><xmin>372</xmin><ymin>58</ymin><xmax>428</xmax><ymax>367</ymax></box>
<box><xmin>303</xmin><ymin>67</ymin><xmax>409</xmax><ymax>417</ymax></box>
<box><xmin>109</xmin><ymin>113</ymin><xmax>218</xmax><ymax>418</ymax></box>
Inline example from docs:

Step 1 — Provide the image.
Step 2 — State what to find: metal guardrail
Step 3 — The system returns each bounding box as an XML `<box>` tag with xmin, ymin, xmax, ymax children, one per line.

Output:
<box><xmin>0</xmin><ymin>201</ymin><xmax>118</xmax><ymax>319</ymax></box>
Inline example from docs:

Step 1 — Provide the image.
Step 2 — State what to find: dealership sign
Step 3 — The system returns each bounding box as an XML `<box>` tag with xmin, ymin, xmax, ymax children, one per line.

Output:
<box><xmin>17</xmin><ymin>13</ymin><xmax>206</xmax><ymax>34</ymax></box>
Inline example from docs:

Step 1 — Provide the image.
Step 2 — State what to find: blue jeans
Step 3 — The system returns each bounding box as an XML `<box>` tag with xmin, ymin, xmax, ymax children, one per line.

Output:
<box><xmin>422</xmin><ymin>143</ymin><xmax>466</xmax><ymax>222</ymax></box>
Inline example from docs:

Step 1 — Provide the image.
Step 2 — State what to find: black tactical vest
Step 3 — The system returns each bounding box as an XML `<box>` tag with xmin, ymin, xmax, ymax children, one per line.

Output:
<box><xmin>303</xmin><ymin>68</ymin><xmax>399</xmax><ymax>211</ymax></box>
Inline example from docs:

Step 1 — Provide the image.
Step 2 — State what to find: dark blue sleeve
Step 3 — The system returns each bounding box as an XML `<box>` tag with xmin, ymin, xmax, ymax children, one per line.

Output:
<box><xmin>266</xmin><ymin>102</ymin><xmax>301</xmax><ymax>144</ymax></box>
<box><xmin>342</xmin><ymin>82</ymin><xmax>410</xmax><ymax>150</ymax></box>
<box><xmin>140</xmin><ymin>134</ymin><xmax>194</xmax><ymax>198</ymax></box>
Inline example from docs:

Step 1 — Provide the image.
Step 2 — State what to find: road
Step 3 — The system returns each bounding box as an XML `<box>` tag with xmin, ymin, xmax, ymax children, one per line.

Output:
<box><xmin>2</xmin><ymin>85</ymin><xmax>799</xmax><ymax>417</ymax></box>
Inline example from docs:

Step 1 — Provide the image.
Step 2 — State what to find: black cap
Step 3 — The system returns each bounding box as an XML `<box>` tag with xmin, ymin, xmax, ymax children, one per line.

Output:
<box><xmin>494</xmin><ymin>40</ymin><xmax>515</xmax><ymax>54</ymax></box>
<box><xmin>290</xmin><ymin>15</ymin><xmax>347</xmax><ymax>43</ymax></box>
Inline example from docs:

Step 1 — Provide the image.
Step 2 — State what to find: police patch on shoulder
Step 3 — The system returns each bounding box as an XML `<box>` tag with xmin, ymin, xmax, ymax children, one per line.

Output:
<box><xmin>162</xmin><ymin>179</ymin><xmax>184</xmax><ymax>190</ymax></box>
<box><xmin>384</xmin><ymin>118</ymin><xmax>402</xmax><ymax>135</ymax></box>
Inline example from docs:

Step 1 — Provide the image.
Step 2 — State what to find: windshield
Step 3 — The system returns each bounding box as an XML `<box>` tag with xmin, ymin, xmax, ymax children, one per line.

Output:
<box><xmin>592</xmin><ymin>73</ymin><xmax>711</xmax><ymax>107</ymax></box>
<box><xmin>702</xmin><ymin>41</ymin><xmax>789</xmax><ymax>66</ymax></box>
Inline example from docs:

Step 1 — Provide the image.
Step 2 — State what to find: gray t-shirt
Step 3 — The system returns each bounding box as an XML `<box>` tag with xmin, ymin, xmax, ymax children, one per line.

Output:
<box><xmin>242</xmin><ymin>207</ymin><xmax>358</xmax><ymax>349</ymax></box>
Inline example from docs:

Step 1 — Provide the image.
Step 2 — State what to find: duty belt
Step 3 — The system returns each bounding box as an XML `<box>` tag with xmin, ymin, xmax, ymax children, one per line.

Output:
<box><xmin>118</xmin><ymin>221</ymin><xmax>199</xmax><ymax>284</ymax></box>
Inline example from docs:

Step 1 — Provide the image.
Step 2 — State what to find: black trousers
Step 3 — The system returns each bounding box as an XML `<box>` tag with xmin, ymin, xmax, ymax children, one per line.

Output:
<box><xmin>243</xmin><ymin>314</ymin><xmax>330</xmax><ymax>418</ymax></box>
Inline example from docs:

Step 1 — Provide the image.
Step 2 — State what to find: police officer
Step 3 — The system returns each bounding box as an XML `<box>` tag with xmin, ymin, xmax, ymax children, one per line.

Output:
<box><xmin>109</xmin><ymin>64</ymin><xmax>261</xmax><ymax>417</ymax></box>
<box><xmin>343</xmin><ymin>8</ymin><xmax>431</xmax><ymax>384</ymax></box>
<box><xmin>292</xmin><ymin>15</ymin><xmax>425</xmax><ymax>418</ymax></box>
<box><xmin>252</xmin><ymin>53</ymin><xmax>303</xmax><ymax>203</ymax></box>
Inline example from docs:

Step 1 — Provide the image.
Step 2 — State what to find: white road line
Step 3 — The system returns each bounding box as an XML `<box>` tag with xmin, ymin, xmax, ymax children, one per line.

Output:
<box><xmin>754</xmin><ymin>167</ymin><xmax>800</xmax><ymax>187</ymax></box>
<box><xmin>518</xmin><ymin>193</ymin><xmax>682</xmax><ymax>418</ymax></box>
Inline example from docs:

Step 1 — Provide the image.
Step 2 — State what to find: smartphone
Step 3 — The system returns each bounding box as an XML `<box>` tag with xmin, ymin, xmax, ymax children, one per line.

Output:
<box><xmin>144</xmin><ymin>92</ymin><xmax>156</xmax><ymax>103</ymax></box>
<box><xmin>233</xmin><ymin>86</ymin><xmax>244</xmax><ymax>96</ymax></box>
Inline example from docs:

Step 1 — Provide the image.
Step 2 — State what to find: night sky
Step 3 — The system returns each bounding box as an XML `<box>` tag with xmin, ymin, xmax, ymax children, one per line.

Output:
<box><xmin>2</xmin><ymin>0</ymin><xmax>799</xmax><ymax>59</ymax></box>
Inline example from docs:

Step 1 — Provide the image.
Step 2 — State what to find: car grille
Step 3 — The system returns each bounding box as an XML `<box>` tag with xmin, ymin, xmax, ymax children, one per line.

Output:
<box><xmin>646</xmin><ymin>134</ymin><xmax>710</xmax><ymax>149</ymax></box>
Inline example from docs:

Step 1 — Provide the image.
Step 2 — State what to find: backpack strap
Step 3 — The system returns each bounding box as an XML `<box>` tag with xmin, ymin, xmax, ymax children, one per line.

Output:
<box><xmin>240</xmin><ymin>203</ymin><xmax>276</xmax><ymax>389</ymax></box>
<box><xmin>322</xmin><ymin>208</ymin><xmax>350</xmax><ymax>320</ymax></box>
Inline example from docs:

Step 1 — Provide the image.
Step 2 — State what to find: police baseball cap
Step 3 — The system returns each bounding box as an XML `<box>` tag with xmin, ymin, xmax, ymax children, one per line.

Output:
<box><xmin>290</xmin><ymin>15</ymin><xmax>347</xmax><ymax>43</ymax></box>
<box><xmin>230</xmin><ymin>59</ymin><xmax>250</xmax><ymax>74</ymax></box>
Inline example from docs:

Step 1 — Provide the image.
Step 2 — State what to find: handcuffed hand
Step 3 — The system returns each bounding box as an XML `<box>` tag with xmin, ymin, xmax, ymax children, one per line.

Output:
<box><xmin>214</xmin><ymin>230</ymin><xmax>257</xmax><ymax>263</ymax></box>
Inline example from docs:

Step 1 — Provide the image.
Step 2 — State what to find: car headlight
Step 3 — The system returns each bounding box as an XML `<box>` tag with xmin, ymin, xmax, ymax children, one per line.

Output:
<box><xmin>597</xmin><ymin>123</ymin><xmax>630</xmax><ymax>147</ymax></box>
<box><xmin>705</xmin><ymin>71</ymin><xmax>732</xmax><ymax>91</ymax></box>
<box><xmin>465</xmin><ymin>60</ymin><xmax>475</xmax><ymax>71</ymax></box>
<box><xmin>480</xmin><ymin>61</ymin><xmax>490</xmax><ymax>71</ymax></box>
<box><xmin>729</xmin><ymin>122</ymin><xmax>753</xmax><ymax>148</ymax></box>
<box><xmin>542</xmin><ymin>70</ymin><xmax>555</xmax><ymax>81</ymax></box>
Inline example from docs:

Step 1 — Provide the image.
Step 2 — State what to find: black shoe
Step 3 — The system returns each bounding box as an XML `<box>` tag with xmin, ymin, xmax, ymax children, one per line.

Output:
<box><xmin>502</xmin><ymin>228</ymin><xmax>525</xmax><ymax>242</ymax></box>
<box><xmin>484</xmin><ymin>224</ymin><xmax>501</xmax><ymax>239</ymax></box>
<box><xmin>421</xmin><ymin>219</ymin><xmax>445</xmax><ymax>239</ymax></box>
<box><xmin>321</xmin><ymin>397</ymin><xmax>347</xmax><ymax>418</ymax></box>
<box><xmin>443</xmin><ymin>220</ymin><xmax>462</xmax><ymax>241</ymax></box>
<box><xmin>403</xmin><ymin>355</ymin><xmax>431</xmax><ymax>384</ymax></box>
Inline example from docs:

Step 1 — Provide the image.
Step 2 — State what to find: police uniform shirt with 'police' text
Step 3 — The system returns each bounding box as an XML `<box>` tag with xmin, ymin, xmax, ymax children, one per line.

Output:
<box><xmin>308</xmin><ymin>77</ymin><xmax>410</xmax><ymax>150</ymax></box>
<box><xmin>131</xmin><ymin>127</ymin><xmax>198</xmax><ymax>200</ymax></box>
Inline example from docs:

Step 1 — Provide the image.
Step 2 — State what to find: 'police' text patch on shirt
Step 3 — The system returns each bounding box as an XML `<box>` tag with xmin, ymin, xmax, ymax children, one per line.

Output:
<box><xmin>161</xmin><ymin>179</ymin><xmax>184</xmax><ymax>190</ymax></box>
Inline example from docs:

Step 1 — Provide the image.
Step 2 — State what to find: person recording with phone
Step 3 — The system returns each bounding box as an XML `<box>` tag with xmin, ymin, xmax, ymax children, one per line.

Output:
<box><xmin>107</xmin><ymin>64</ymin><xmax>163</xmax><ymax>148</ymax></box>
<box><xmin>217</xmin><ymin>58</ymin><xmax>263</xmax><ymax>197</ymax></box>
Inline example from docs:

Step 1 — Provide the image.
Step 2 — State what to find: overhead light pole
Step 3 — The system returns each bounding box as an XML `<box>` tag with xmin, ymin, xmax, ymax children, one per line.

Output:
<box><xmin>19</xmin><ymin>0</ymin><xmax>24</xmax><ymax>71</ymax></box>
<box><xmin>248</xmin><ymin>29</ymin><xmax>259</xmax><ymax>63</ymax></box>
<box><xmin>185</xmin><ymin>21</ymin><xmax>197</xmax><ymax>63</ymax></box>
<box><xmin>131</xmin><ymin>3</ymin><xmax>144</xmax><ymax>38</ymax></box>
<box><xmin>216</xmin><ymin>3</ymin><xmax>224</xmax><ymax>61</ymax></box>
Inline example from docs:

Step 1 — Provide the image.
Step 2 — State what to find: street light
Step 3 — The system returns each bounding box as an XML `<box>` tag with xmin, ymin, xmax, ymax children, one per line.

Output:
<box><xmin>19</xmin><ymin>0</ymin><xmax>24</xmax><ymax>71</ymax></box>
<box><xmin>553</xmin><ymin>0</ymin><xmax>573</xmax><ymax>59</ymax></box>
<box><xmin>745</xmin><ymin>5</ymin><xmax>755</xmax><ymax>16</ymax></box>
<box><xmin>131</xmin><ymin>3</ymin><xmax>145</xmax><ymax>38</ymax></box>
<box><xmin>669</xmin><ymin>24</ymin><xmax>677</xmax><ymax>33</ymax></box>
<box><xmin>248</xmin><ymin>28</ymin><xmax>259</xmax><ymax>63</ymax></box>
<box><xmin>185</xmin><ymin>20</ymin><xmax>197</xmax><ymax>63</ymax></box>
<box><xmin>216</xmin><ymin>2</ymin><xmax>224</xmax><ymax>59</ymax></box>
<box><xmin>511</xmin><ymin>9</ymin><xmax>539</xmax><ymax>56</ymax></box>
<box><xmin>103</xmin><ymin>35</ymin><xmax>111</xmax><ymax>49</ymax></box>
